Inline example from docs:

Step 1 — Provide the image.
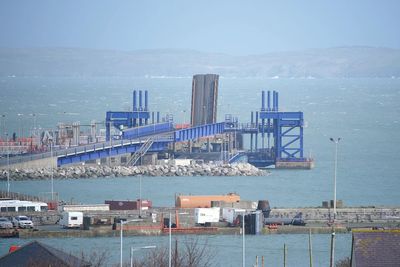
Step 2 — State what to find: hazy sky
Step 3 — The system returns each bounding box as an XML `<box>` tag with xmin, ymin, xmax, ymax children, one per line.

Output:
<box><xmin>1</xmin><ymin>0</ymin><xmax>399</xmax><ymax>55</ymax></box>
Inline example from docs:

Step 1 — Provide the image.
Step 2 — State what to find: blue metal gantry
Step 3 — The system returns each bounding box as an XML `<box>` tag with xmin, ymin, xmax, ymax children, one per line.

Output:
<box><xmin>247</xmin><ymin>90</ymin><xmax>305</xmax><ymax>166</ymax></box>
<box><xmin>105</xmin><ymin>90</ymin><xmax>161</xmax><ymax>141</ymax></box>
<box><xmin>57</xmin><ymin>89</ymin><xmax>227</xmax><ymax>166</ymax></box>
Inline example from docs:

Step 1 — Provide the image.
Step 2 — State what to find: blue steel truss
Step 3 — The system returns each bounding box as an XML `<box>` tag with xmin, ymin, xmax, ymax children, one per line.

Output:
<box><xmin>174</xmin><ymin>123</ymin><xmax>225</xmax><ymax>142</ymax></box>
<box><xmin>259</xmin><ymin>91</ymin><xmax>304</xmax><ymax>161</ymax></box>
<box><xmin>57</xmin><ymin>138</ymin><xmax>171</xmax><ymax>166</ymax></box>
<box><xmin>57</xmin><ymin>122</ymin><xmax>225</xmax><ymax>166</ymax></box>
<box><xmin>106</xmin><ymin>90</ymin><xmax>162</xmax><ymax>141</ymax></box>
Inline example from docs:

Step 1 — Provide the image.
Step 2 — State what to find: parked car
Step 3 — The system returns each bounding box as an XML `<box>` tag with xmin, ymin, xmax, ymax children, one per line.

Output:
<box><xmin>0</xmin><ymin>217</ymin><xmax>13</xmax><ymax>229</ymax></box>
<box><xmin>12</xmin><ymin>216</ymin><xmax>34</xmax><ymax>229</ymax></box>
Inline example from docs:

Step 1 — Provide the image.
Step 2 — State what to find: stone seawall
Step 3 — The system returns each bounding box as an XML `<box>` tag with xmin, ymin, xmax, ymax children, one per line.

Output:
<box><xmin>0</xmin><ymin>163</ymin><xmax>267</xmax><ymax>180</ymax></box>
<box><xmin>270</xmin><ymin>207</ymin><xmax>400</xmax><ymax>223</ymax></box>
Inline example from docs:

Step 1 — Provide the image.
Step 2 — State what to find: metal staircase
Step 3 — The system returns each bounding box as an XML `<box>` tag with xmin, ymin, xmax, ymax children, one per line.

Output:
<box><xmin>126</xmin><ymin>138</ymin><xmax>155</xmax><ymax>166</ymax></box>
<box><xmin>228</xmin><ymin>151</ymin><xmax>247</xmax><ymax>164</ymax></box>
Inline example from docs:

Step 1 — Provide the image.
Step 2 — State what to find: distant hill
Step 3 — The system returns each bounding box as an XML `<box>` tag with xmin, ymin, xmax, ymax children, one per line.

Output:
<box><xmin>0</xmin><ymin>46</ymin><xmax>399</xmax><ymax>78</ymax></box>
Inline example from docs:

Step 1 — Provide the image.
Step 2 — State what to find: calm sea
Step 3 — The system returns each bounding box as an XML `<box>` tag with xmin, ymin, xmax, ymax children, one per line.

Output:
<box><xmin>0</xmin><ymin>76</ymin><xmax>399</xmax><ymax>266</ymax></box>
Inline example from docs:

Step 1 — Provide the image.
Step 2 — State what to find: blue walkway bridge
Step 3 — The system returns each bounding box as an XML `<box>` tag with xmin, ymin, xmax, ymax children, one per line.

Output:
<box><xmin>0</xmin><ymin>122</ymin><xmax>225</xmax><ymax>167</ymax></box>
<box><xmin>57</xmin><ymin>122</ymin><xmax>225</xmax><ymax>166</ymax></box>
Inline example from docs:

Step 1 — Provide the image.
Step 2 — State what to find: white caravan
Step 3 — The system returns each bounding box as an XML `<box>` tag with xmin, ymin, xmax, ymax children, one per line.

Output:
<box><xmin>60</xmin><ymin>212</ymin><xmax>83</xmax><ymax>228</ymax></box>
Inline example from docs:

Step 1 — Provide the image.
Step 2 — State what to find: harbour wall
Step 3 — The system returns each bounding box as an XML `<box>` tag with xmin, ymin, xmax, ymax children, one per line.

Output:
<box><xmin>0</xmin><ymin>163</ymin><xmax>267</xmax><ymax>180</ymax></box>
<box><xmin>3</xmin><ymin>206</ymin><xmax>399</xmax><ymax>238</ymax></box>
<box><xmin>270</xmin><ymin>207</ymin><xmax>400</xmax><ymax>223</ymax></box>
<box><xmin>5</xmin><ymin>206</ymin><xmax>400</xmax><ymax>227</ymax></box>
<box><xmin>7</xmin><ymin>157</ymin><xmax>57</xmax><ymax>170</ymax></box>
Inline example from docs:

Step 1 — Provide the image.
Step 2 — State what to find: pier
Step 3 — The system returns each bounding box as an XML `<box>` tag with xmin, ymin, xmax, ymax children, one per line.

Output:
<box><xmin>1</xmin><ymin>206</ymin><xmax>399</xmax><ymax>239</ymax></box>
<box><xmin>0</xmin><ymin>76</ymin><xmax>313</xmax><ymax>170</ymax></box>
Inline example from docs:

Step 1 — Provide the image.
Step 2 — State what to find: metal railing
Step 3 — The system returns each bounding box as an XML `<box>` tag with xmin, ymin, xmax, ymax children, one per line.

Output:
<box><xmin>0</xmin><ymin>134</ymin><xmax>174</xmax><ymax>167</ymax></box>
<box><xmin>126</xmin><ymin>138</ymin><xmax>155</xmax><ymax>166</ymax></box>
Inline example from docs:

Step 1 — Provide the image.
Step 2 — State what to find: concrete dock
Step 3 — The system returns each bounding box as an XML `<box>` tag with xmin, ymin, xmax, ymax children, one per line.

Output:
<box><xmin>1</xmin><ymin>206</ymin><xmax>399</xmax><ymax>238</ymax></box>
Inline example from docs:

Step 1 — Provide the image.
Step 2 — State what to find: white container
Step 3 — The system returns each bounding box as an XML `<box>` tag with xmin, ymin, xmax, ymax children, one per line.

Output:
<box><xmin>60</xmin><ymin>212</ymin><xmax>83</xmax><ymax>228</ymax></box>
<box><xmin>194</xmin><ymin>208</ymin><xmax>220</xmax><ymax>224</ymax></box>
<box><xmin>61</xmin><ymin>204</ymin><xmax>110</xmax><ymax>212</ymax></box>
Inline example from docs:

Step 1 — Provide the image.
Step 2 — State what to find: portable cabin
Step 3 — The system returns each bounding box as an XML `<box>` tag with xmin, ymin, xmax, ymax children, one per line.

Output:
<box><xmin>60</xmin><ymin>212</ymin><xmax>83</xmax><ymax>228</ymax></box>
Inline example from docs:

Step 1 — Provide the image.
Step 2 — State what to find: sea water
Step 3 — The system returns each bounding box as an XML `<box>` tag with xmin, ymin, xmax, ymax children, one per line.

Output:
<box><xmin>0</xmin><ymin>77</ymin><xmax>399</xmax><ymax>266</ymax></box>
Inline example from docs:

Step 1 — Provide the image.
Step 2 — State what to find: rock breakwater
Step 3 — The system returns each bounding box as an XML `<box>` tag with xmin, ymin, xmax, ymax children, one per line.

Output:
<box><xmin>0</xmin><ymin>163</ymin><xmax>267</xmax><ymax>180</ymax></box>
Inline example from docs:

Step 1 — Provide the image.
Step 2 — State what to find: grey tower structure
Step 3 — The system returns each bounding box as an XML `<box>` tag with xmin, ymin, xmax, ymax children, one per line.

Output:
<box><xmin>190</xmin><ymin>74</ymin><xmax>219</xmax><ymax>126</ymax></box>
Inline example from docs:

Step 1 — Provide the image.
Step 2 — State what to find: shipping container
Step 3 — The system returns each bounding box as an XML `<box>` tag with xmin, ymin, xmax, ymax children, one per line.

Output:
<box><xmin>176</xmin><ymin>193</ymin><xmax>240</xmax><ymax>208</ymax></box>
<box><xmin>194</xmin><ymin>208</ymin><xmax>220</xmax><ymax>225</ymax></box>
<box><xmin>61</xmin><ymin>204</ymin><xmax>110</xmax><ymax>212</ymax></box>
<box><xmin>105</xmin><ymin>200</ymin><xmax>136</xmax><ymax>210</ymax></box>
<box><xmin>213</xmin><ymin>200</ymin><xmax>257</xmax><ymax>210</ymax></box>
<box><xmin>245</xmin><ymin>210</ymin><xmax>264</xmax><ymax>235</ymax></box>
<box><xmin>105</xmin><ymin>200</ymin><xmax>152</xmax><ymax>210</ymax></box>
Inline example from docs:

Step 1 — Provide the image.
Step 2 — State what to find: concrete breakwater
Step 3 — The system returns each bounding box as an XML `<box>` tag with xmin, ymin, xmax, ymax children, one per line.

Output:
<box><xmin>270</xmin><ymin>207</ymin><xmax>400</xmax><ymax>224</ymax></box>
<box><xmin>0</xmin><ymin>163</ymin><xmax>267</xmax><ymax>180</ymax></box>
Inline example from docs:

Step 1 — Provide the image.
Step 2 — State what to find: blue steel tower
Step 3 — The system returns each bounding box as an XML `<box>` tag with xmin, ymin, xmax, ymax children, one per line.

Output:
<box><xmin>246</xmin><ymin>90</ymin><xmax>310</xmax><ymax>168</ymax></box>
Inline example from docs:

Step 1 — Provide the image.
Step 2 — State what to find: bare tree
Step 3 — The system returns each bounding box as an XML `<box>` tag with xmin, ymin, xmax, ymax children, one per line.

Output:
<box><xmin>126</xmin><ymin>236</ymin><xmax>216</xmax><ymax>267</ymax></box>
<box><xmin>335</xmin><ymin>256</ymin><xmax>351</xmax><ymax>267</ymax></box>
<box><xmin>181</xmin><ymin>237</ymin><xmax>215</xmax><ymax>267</ymax></box>
<box><xmin>79</xmin><ymin>250</ymin><xmax>110</xmax><ymax>267</ymax></box>
<box><xmin>22</xmin><ymin>237</ymin><xmax>214</xmax><ymax>267</ymax></box>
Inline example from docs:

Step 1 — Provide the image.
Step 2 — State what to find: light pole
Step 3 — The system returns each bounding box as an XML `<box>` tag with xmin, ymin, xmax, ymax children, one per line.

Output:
<box><xmin>109</xmin><ymin>121</ymin><xmax>113</xmax><ymax>166</ymax></box>
<box><xmin>1</xmin><ymin>114</ymin><xmax>5</xmax><ymax>141</ymax></box>
<box><xmin>31</xmin><ymin>113</ymin><xmax>37</xmax><ymax>137</ymax></box>
<box><xmin>242</xmin><ymin>213</ymin><xmax>245</xmax><ymax>267</ymax></box>
<box><xmin>329</xmin><ymin>230</ymin><xmax>336</xmax><ymax>267</ymax></box>
<box><xmin>167</xmin><ymin>211</ymin><xmax>188</xmax><ymax>267</ymax></box>
<box><xmin>329</xmin><ymin>137</ymin><xmax>341</xmax><ymax>222</ymax></box>
<box><xmin>138</xmin><ymin>176</ymin><xmax>142</xmax><ymax>218</ymax></box>
<box><xmin>137</xmin><ymin>110</ymin><xmax>140</xmax><ymax>139</ymax></box>
<box><xmin>169</xmin><ymin>212</ymin><xmax>172</xmax><ymax>267</ymax></box>
<box><xmin>202</xmin><ymin>105</ymin><xmax>206</xmax><ymax>125</ymax></box>
<box><xmin>120</xmin><ymin>218</ymin><xmax>143</xmax><ymax>267</ymax></box>
<box><xmin>130</xmin><ymin>245</ymin><xmax>156</xmax><ymax>267</ymax></box>
<box><xmin>182</xmin><ymin>109</ymin><xmax>187</xmax><ymax>126</ymax></box>
<box><xmin>6</xmin><ymin>132</ymin><xmax>10</xmax><ymax>194</ymax></box>
<box><xmin>17</xmin><ymin>113</ymin><xmax>23</xmax><ymax>139</ymax></box>
<box><xmin>49</xmin><ymin>136</ymin><xmax>54</xmax><ymax>200</ymax></box>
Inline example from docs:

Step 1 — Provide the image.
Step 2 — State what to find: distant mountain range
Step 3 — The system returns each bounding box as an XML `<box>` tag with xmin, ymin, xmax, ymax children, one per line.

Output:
<box><xmin>0</xmin><ymin>46</ymin><xmax>399</xmax><ymax>78</ymax></box>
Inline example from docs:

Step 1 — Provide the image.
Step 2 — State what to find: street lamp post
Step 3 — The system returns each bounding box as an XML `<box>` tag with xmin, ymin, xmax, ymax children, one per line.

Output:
<box><xmin>329</xmin><ymin>230</ymin><xmax>336</xmax><ymax>267</ymax></box>
<box><xmin>202</xmin><ymin>105</ymin><xmax>206</xmax><ymax>125</ymax></box>
<box><xmin>1</xmin><ymin>114</ymin><xmax>6</xmax><ymax>141</ymax></box>
<box><xmin>6</xmin><ymin>133</ymin><xmax>10</xmax><ymax>194</ymax></box>
<box><xmin>242</xmin><ymin>213</ymin><xmax>245</xmax><ymax>267</ymax></box>
<box><xmin>182</xmin><ymin>109</ymin><xmax>187</xmax><ymax>126</ymax></box>
<box><xmin>169</xmin><ymin>212</ymin><xmax>172</xmax><ymax>267</ymax></box>
<box><xmin>137</xmin><ymin>110</ymin><xmax>140</xmax><ymax>138</ymax></box>
<box><xmin>49</xmin><ymin>136</ymin><xmax>54</xmax><ymax>200</ymax></box>
<box><xmin>139</xmin><ymin>176</ymin><xmax>142</xmax><ymax>218</ymax></box>
<box><xmin>17</xmin><ymin>113</ymin><xmax>23</xmax><ymax>138</ymax></box>
<box><xmin>108</xmin><ymin>121</ymin><xmax>113</xmax><ymax>166</ymax></box>
<box><xmin>130</xmin><ymin>245</ymin><xmax>156</xmax><ymax>267</ymax></box>
<box><xmin>120</xmin><ymin>218</ymin><xmax>143</xmax><ymax>267</ymax></box>
<box><xmin>167</xmin><ymin>211</ymin><xmax>188</xmax><ymax>267</ymax></box>
<box><xmin>329</xmin><ymin>137</ymin><xmax>341</xmax><ymax>222</ymax></box>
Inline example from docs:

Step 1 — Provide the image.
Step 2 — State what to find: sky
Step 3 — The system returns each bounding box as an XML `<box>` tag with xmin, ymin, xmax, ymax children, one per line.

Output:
<box><xmin>0</xmin><ymin>0</ymin><xmax>399</xmax><ymax>55</ymax></box>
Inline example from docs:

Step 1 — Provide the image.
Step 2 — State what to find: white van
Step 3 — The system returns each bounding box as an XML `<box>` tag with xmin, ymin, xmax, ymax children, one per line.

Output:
<box><xmin>60</xmin><ymin>212</ymin><xmax>83</xmax><ymax>228</ymax></box>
